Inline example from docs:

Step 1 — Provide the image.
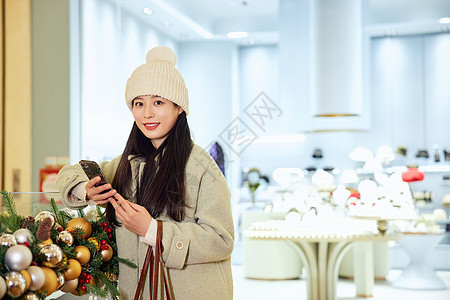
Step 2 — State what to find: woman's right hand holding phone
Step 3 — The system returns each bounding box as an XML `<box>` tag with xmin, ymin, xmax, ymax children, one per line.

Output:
<box><xmin>85</xmin><ymin>176</ymin><xmax>117</xmax><ymax>205</ymax></box>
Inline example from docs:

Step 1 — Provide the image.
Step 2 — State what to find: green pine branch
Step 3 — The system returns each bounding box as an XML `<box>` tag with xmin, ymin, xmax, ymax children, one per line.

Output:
<box><xmin>49</xmin><ymin>198</ymin><xmax>71</xmax><ymax>229</ymax></box>
<box><xmin>0</xmin><ymin>191</ymin><xmax>24</xmax><ymax>232</ymax></box>
<box><xmin>91</xmin><ymin>269</ymin><xmax>120</xmax><ymax>298</ymax></box>
<box><xmin>86</xmin><ymin>283</ymin><xmax>108</xmax><ymax>298</ymax></box>
<box><xmin>77</xmin><ymin>208</ymin><xmax>86</xmax><ymax>218</ymax></box>
<box><xmin>113</xmin><ymin>256</ymin><xmax>137</xmax><ymax>268</ymax></box>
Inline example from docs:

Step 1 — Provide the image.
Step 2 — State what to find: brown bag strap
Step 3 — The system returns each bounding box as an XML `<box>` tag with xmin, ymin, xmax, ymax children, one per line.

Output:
<box><xmin>134</xmin><ymin>220</ymin><xmax>172</xmax><ymax>300</ymax></box>
<box><xmin>134</xmin><ymin>245</ymin><xmax>153</xmax><ymax>300</ymax></box>
<box><xmin>152</xmin><ymin>220</ymin><xmax>172</xmax><ymax>300</ymax></box>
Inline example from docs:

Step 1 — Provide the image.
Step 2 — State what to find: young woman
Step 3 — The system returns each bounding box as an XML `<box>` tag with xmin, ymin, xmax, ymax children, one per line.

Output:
<box><xmin>56</xmin><ymin>46</ymin><xmax>234</xmax><ymax>299</ymax></box>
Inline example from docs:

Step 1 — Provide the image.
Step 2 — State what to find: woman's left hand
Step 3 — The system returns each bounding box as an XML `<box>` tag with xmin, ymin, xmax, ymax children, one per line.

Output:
<box><xmin>108</xmin><ymin>193</ymin><xmax>153</xmax><ymax>237</ymax></box>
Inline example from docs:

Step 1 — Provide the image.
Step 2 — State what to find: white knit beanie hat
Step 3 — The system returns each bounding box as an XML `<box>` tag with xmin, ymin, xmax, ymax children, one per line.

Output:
<box><xmin>125</xmin><ymin>46</ymin><xmax>189</xmax><ymax>115</ymax></box>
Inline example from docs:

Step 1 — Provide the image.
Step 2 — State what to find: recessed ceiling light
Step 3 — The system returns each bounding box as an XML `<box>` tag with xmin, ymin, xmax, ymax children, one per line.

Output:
<box><xmin>439</xmin><ymin>17</ymin><xmax>450</xmax><ymax>24</ymax></box>
<box><xmin>384</xmin><ymin>29</ymin><xmax>398</xmax><ymax>36</ymax></box>
<box><xmin>142</xmin><ymin>8</ymin><xmax>153</xmax><ymax>16</ymax></box>
<box><xmin>248</xmin><ymin>38</ymin><xmax>256</xmax><ymax>45</ymax></box>
<box><xmin>227</xmin><ymin>32</ymin><xmax>248</xmax><ymax>39</ymax></box>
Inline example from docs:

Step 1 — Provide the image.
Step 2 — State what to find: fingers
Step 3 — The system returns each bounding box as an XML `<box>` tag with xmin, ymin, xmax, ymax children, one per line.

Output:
<box><xmin>108</xmin><ymin>197</ymin><xmax>152</xmax><ymax>236</ymax></box>
<box><xmin>108</xmin><ymin>197</ymin><xmax>126</xmax><ymax>219</ymax></box>
<box><xmin>85</xmin><ymin>176</ymin><xmax>101</xmax><ymax>189</ymax></box>
<box><xmin>112</xmin><ymin>193</ymin><xmax>135</xmax><ymax>213</ymax></box>
<box><xmin>108</xmin><ymin>194</ymin><xmax>129</xmax><ymax>214</ymax></box>
<box><xmin>85</xmin><ymin>177</ymin><xmax>116</xmax><ymax>202</ymax></box>
<box><xmin>94</xmin><ymin>198</ymin><xmax>110</xmax><ymax>205</ymax></box>
<box><xmin>128</xmin><ymin>201</ymin><xmax>146</xmax><ymax>212</ymax></box>
<box><xmin>108</xmin><ymin>198</ymin><xmax>123</xmax><ymax>215</ymax></box>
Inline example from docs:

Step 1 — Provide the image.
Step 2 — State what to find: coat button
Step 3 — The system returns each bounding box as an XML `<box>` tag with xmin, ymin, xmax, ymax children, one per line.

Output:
<box><xmin>176</xmin><ymin>241</ymin><xmax>183</xmax><ymax>250</ymax></box>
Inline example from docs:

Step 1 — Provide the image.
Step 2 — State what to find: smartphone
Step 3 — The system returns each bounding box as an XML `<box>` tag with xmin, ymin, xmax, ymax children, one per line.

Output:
<box><xmin>79</xmin><ymin>160</ymin><xmax>111</xmax><ymax>194</ymax></box>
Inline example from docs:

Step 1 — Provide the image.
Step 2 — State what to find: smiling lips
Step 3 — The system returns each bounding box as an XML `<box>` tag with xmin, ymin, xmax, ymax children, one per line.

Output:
<box><xmin>143</xmin><ymin>122</ymin><xmax>160</xmax><ymax>130</ymax></box>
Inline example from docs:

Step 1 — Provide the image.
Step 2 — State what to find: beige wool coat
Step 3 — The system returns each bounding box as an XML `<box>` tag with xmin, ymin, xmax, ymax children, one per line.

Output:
<box><xmin>56</xmin><ymin>144</ymin><xmax>234</xmax><ymax>300</ymax></box>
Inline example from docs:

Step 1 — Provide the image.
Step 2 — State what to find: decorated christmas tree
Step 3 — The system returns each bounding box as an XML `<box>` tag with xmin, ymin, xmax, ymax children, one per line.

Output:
<box><xmin>0</xmin><ymin>191</ymin><xmax>136</xmax><ymax>300</ymax></box>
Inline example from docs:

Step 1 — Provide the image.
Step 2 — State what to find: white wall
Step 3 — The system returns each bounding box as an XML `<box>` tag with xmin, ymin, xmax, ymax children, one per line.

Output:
<box><xmin>77</xmin><ymin>0</ymin><xmax>177</xmax><ymax>161</ymax></box>
<box><xmin>178</xmin><ymin>42</ymin><xmax>236</xmax><ymax>149</ymax></box>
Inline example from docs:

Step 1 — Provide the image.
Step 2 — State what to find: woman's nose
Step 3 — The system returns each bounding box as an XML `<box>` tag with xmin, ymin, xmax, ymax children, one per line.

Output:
<box><xmin>144</xmin><ymin>106</ymin><xmax>154</xmax><ymax>118</ymax></box>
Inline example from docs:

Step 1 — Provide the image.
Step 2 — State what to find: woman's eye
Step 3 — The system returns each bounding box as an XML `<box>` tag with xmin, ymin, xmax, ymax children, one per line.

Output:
<box><xmin>155</xmin><ymin>100</ymin><xmax>163</xmax><ymax>105</ymax></box>
<box><xmin>134</xmin><ymin>102</ymin><xmax>143</xmax><ymax>107</ymax></box>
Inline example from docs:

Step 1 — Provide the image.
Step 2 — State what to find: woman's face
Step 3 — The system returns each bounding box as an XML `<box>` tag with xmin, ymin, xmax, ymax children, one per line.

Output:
<box><xmin>132</xmin><ymin>95</ymin><xmax>183</xmax><ymax>149</ymax></box>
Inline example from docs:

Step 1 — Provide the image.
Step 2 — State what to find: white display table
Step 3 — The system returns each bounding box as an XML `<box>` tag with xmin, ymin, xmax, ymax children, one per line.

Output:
<box><xmin>393</xmin><ymin>232</ymin><xmax>447</xmax><ymax>290</ymax></box>
<box><xmin>241</xmin><ymin>210</ymin><xmax>302</xmax><ymax>280</ymax></box>
<box><xmin>245</xmin><ymin>228</ymin><xmax>400</xmax><ymax>300</ymax></box>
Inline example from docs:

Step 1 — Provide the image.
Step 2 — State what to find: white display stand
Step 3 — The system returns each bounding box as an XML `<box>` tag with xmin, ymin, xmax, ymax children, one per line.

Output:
<box><xmin>393</xmin><ymin>232</ymin><xmax>447</xmax><ymax>290</ymax></box>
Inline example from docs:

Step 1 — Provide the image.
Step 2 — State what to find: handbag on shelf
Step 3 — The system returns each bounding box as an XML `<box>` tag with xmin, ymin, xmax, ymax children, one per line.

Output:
<box><xmin>134</xmin><ymin>220</ymin><xmax>172</xmax><ymax>300</ymax></box>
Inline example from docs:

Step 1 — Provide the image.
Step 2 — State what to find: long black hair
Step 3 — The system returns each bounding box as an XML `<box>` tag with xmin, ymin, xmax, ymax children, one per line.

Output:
<box><xmin>106</xmin><ymin>111</ymin><xmax>193</xmax><ymax>227</ymax></box>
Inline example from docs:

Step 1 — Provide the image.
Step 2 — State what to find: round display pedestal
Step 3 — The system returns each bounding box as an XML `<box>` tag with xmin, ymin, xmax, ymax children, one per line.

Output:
<box><xmin>393</xmin><ymin>233</ymin><xmax>446</xmax><ymax>290</ymax></box>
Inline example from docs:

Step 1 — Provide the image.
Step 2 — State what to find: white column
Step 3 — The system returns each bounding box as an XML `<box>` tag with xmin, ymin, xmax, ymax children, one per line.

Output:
<box><xmin>311</xmin><ymin>0</ymin><xmax>365</xmax><ymax>117</ymax></box>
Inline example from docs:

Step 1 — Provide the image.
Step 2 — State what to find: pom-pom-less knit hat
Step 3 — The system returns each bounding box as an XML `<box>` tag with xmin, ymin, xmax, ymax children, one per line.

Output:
<box><xmin>125</xmin><ymin>46</ymin><xmax>189</xmax><ymax>115</ymax></box>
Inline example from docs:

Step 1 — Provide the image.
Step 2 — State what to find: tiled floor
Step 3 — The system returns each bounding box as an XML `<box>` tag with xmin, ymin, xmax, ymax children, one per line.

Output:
<box><xmin>232</xmin><ymin>265</ymin><xmax>450</xmax><ymax>300</ymax></box>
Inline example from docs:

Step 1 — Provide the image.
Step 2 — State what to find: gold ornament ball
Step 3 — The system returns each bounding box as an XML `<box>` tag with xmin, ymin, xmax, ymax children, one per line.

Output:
<box><xmin>5</xmin><ymin>271</ymin><xmax>26</xmax><ymax>298</ymax></box>
<box><xmin>26</xmin><ymin>266</ymin><xmax>45</xmax><ymax>291</ymax></box>
<box><xmin>74</xmin><ymin>245</ymin><xmax>91</xmax><ymax>265</ymax></box>
<box><xmin>39</xmin><ymin>244</ymin><xmax>63</xmax><ymax>267</ymax></box>
<box><xmin>57</xmin><ymin>231</ymin><xmax>74</xmax><ymax>246</ymax></box>
<box><xmin>23</xmin><ymin>292</ymin><xmax>40</xmax><ymax>300</ymax></box>
<box><xmin>101</xmin><ymin>244</ymin><xmax>114</xmax><ymax>262</ymax></box>
<box><xmin>66</xmin><ymin>217</ymin><xmax>92</xmax><ymax>238</ymax></box>
<box><xmin>38</xmin><ymin>267</ymin><xmax>58</xmax><ymax>296</ymax></box>
<box><xmin>20</xmin><ymin>270</ymin><xmax>31</xmax><ymax>290</ymax></box>
<box><xmin>0</xmin><ymin>233</ymin><xmax>17</xmax><ymax>247</ymax></box>
<box><xmin>56</xmin><ymin>272</ymin><xmax>65</xmax><ymax>290</ymax></box>
<box><xmin>63</xmin><ymin>259</ymin><xmax>82</xmax><ymax>281</ymax></box>
<box><xmin>60</xmin><ymin>278</ymin><xmax>78</xmax><ymax>293</ymax></box>
<box><xmin>34</xmin><ymin>211</ymin><xmax>56</xmax><ymax>228</ymax></box>
<box><xmin>87</xmin><ymin>237</ymin><xmax>101</xmax><ymax>251</ymax></box>
<box><xmin>0</xmin><ymin>276</ymin><xmax>7</xmax><ymax>299</ymax></box>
